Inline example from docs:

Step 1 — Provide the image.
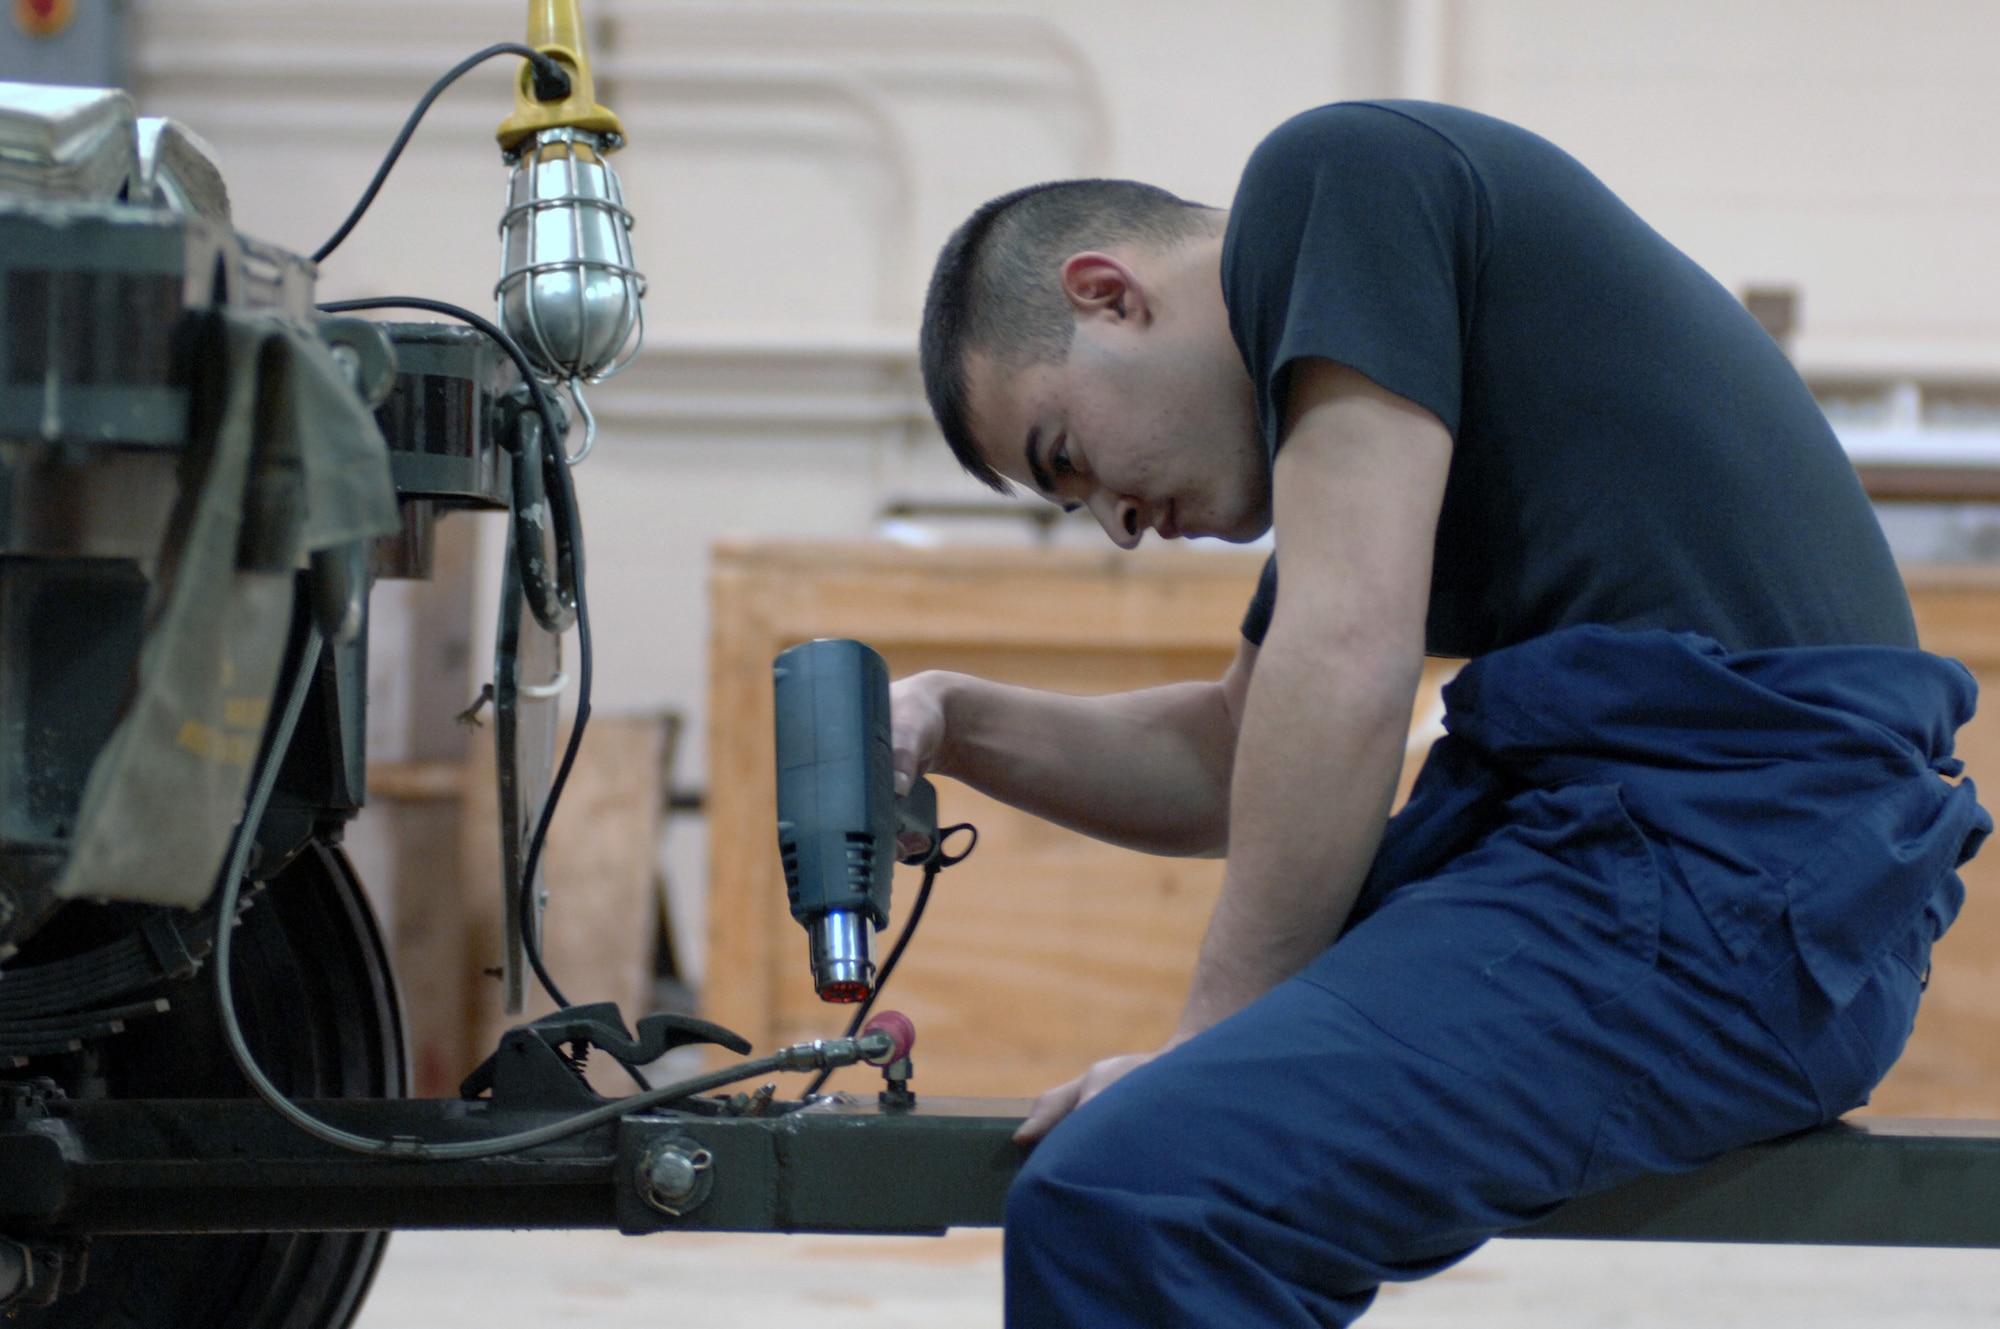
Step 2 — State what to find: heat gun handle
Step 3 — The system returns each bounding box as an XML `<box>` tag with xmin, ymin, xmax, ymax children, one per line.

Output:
<box><xmin>896</xmin><ymin>775</ymin><xmax>939</xmax><ymax>865</ymax></box>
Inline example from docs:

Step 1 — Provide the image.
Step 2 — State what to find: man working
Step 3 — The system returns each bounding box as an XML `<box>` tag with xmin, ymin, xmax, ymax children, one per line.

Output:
<box><xmin>893</xmin><ymin>101</ymin><xmax>1991</xmax><ymax>1326</ymax></box>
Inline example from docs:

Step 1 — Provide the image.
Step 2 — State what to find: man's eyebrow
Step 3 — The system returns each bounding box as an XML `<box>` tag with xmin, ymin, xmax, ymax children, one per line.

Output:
<box><xmin>1025</xmin><ymin>425</ymin><xmax>1055</xmax><ymax>494</ymax></box>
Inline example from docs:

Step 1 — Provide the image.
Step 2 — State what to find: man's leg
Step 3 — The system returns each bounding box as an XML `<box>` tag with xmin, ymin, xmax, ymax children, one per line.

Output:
<box><xmin>1004</xmin><ymin>783</ymin><xmax>1926</xmax><ymax>1328</ymax></box>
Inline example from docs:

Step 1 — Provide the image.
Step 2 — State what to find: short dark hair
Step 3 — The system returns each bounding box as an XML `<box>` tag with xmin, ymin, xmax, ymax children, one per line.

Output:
<box><xmin>920</xmin><ymin>179</ymin><xmax>1220</xmax><ymax>492</ymax></box>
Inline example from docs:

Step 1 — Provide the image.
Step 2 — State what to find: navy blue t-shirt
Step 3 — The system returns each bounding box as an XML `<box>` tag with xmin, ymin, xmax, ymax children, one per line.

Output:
<box><xmin>1227</xmin><ymin>102</ymin><xmax>1914</xmax><ymax>657</ymax></box>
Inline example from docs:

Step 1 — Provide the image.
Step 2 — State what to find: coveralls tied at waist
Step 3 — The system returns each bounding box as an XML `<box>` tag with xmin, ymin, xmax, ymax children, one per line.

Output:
<box><xmin>1365</xmin><ymin>625</ymin><xmax>1993</xmax><ymax>1009</ymax></box>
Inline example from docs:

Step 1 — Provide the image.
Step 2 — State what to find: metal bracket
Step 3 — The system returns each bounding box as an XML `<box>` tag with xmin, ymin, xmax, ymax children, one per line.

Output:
<box><xmin>459</xmin><ymin>1003</ymin><xmax>751</xmax><ymax>1112</ymax></box>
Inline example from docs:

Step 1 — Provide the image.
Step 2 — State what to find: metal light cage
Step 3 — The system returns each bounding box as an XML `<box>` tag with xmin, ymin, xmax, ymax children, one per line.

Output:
<box><xmin>495</xmin><ymin>125</ymin><xmax>645</xmax><ymax>388</ymax></box>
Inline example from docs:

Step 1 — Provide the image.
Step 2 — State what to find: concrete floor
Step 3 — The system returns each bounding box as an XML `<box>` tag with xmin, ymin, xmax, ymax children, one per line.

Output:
<box><xmin>354</xmin><ymin>1229</ymin><xmax>1005</xmax><ymax>1329</ymax></box>
<box><xmin>353</xmin><ymin>1229</ymin><xmax>2000</xmax><ymax>1328</ymax></box>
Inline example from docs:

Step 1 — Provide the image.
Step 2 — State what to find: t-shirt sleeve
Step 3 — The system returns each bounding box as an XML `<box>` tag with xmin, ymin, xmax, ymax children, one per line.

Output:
<box><xmin>1224</xmin><ymin>103</ymin><xmax>1486</xmax><ymax>452</ymax></box>
<box><xmin>1241</xmin><ymin>554</ymin><xmax>1278</xmax><ymax>645</ymax></box>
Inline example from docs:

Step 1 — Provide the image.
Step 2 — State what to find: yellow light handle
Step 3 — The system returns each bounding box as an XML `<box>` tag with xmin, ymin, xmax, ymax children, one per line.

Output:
<box><xmin>495</xmin><ymin>0</ymin><xmax>627</xmax><ymax>153</ymax></box>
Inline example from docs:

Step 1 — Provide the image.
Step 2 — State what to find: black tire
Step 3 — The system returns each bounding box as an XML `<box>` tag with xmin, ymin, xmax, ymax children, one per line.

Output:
<box><xmin>14</xmin><ymin>840</ymin><xmax>407</xmax><ymax>1329</ymax></box>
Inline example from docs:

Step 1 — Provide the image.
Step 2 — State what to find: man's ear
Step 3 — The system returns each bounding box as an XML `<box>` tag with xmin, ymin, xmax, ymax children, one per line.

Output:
<box><xmin>1059</xmin><ymin>251</ymin><xmax>1149</xmax><ymax>325</ymax></box>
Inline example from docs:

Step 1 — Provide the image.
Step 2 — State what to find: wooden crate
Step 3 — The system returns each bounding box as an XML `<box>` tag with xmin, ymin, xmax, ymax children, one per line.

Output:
<box><xmin>704</xmin><ymin>542</ymin><xmax>1252</xmax><ymax>1098</ymax></box>
<box><xmin>706</xmin><ymin>541</ymin><xmax>1441</xmax><ymax>1099</ymax></box>
<box><xmin>703</xmin><ymin>544</ymin><xmax>2000</xmax><ymax>1113</ymax></box>
<box><xmin>368</xmin><ymin>713</ymin><xmax>671</xmax><ymax>1098</ymax></box>
<box><xmin>457</xmin><ymin>714</ymin><xmax>671</xmax><ymax>1094</ymax></box>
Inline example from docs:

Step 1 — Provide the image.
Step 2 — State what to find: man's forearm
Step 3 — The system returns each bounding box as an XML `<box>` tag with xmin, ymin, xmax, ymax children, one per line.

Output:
<box><xmin>1172</xmin><ymin>630</ymin><xmax>1416</xmax><ymax>1038</ymax></box>
<box><xmin>1171</xmin><ymin>359</ymin><xmax>1449</xmax><ymax>1042</ymax></box>
<box><xmin>914</xmin><ymin>670</ymin><xmax>1240</xmax><ymax>857</ymax></box>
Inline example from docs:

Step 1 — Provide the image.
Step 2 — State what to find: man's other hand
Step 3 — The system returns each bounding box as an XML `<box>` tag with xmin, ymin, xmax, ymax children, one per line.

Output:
<box><xmin>1015</xmin><ymin>1050</ymin><xmax>1159</xmax><ymax>1143</ymax></box>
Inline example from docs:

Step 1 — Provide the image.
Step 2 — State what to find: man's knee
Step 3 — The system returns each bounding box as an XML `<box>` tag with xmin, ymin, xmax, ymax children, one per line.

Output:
<box><xmin>1011</xmin><ymin>1072</ymin><xmax>1165</xmax><ymax>1207</ymax></box>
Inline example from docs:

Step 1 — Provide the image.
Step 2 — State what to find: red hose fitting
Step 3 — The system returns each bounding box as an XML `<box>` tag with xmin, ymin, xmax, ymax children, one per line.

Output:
<box><xmin>860</xmin><ymin>1010</ymin><xmax>915</xmax><ymax>1066</ymax></box>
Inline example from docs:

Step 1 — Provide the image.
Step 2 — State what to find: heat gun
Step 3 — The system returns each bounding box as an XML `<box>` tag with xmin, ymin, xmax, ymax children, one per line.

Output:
<box><xmin>774</xmin><ymin>639</ymin><xmax>939</xmax><ymax>1003</ymax></box>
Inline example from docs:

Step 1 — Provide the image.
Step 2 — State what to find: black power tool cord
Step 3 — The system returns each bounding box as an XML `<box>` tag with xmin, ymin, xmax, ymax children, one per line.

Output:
<box><xmin>212</xmin><ymin>631</ymin><xmax>900</xmax><ymax>1159</ymax></box>
<box><xmin>802</xmin><ymin>824</ymin><xmax>978</xmax><ymax>1100</ymax></box>
<box><xmin>317</xmin><ymin>297</ymin><xmax>600</xmax><ymax>1039</ymax></box>
<box><xmin>311</xmin><ymin>42</ymin><xmax>572</xmax><ymax>264</ymax></box>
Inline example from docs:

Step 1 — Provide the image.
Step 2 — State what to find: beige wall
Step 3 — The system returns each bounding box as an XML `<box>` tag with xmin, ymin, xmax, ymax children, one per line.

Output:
<box><xmin>126</xmin><ymin>0</ymin><xmax>2000</xmax><ymax>987</ymax></box>
<box><xmin>1449</xmin><ymin>1</ymin><xmax>2000</xmax><ymax>373</ymax></box>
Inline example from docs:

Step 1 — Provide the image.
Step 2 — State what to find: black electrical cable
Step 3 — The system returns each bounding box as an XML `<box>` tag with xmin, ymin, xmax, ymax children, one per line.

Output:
<box><xmin>311</xmin><ymin>43</ymin><xmax>572</xmax><ymax>264</ymax></box>
<box><xmin>210</xmin><ymin>640</ymin><xmax>892</xmax><ymax>1159</ymax></box>
<box><xmin>318</xmin><ymin>297</ymin><xmax>592</xmax><ymax>1024</ymax></box>
<box><xmin>316</xmin><ymin>297</ymin><xmax>562</xmax><ymax>451</ymax></box>
<box><xmin>802</xmin><ymin>825</ymin><xmax>977</xmax><ymax>1099</ymax></box>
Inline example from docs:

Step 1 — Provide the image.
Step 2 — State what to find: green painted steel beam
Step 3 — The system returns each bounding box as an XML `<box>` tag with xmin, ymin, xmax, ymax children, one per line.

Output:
<box><xmin>1520</xmin><ymin>1117</ymin><xmax>2000</xmax><ymax>1247</ymax></box>
<box><xmin>7</xmin><ymin>1097</ymin><xmax>2000</xmax><ymax>1246</ymax></box>
<box><xmin>615</xmin><ymin>1097</ymin><xmax>1028</xmax><ymax>1235</ymax></box>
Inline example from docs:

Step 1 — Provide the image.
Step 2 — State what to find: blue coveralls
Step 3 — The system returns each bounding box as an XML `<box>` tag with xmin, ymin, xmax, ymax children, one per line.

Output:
<box><xmin>1004</xmin><ymin>625</ymin><xmax>1991</xmax><ymax>1327</ymax></box>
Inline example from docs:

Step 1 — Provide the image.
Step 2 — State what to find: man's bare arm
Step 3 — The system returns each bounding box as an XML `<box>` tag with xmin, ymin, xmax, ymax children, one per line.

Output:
<box><xmin>891</xmin><ymin>643</ymin><xmax>1255</xmax><ymax>858</ymax></box>
<box><xmin>1174</xmin><ymin>359</ymin><xmax>1451</xmax><ymax>1038</ymax></box>
<box><xmin>1012</xmin><ymin>360</ymin><xmax>1450</xmax><ymax>1142</ymax></box>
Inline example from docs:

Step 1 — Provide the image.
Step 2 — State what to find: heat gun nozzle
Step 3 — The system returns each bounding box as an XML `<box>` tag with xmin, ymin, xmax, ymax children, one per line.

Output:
<box><xmin>809</xmin><ymin>909</ymin><xmax>876</xmax><ymax>1004</ymax></box>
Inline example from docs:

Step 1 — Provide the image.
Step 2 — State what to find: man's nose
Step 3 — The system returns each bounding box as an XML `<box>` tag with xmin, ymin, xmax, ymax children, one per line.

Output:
<box><xmin>1089</xmin><ymin>493</ymin><xmax>1143</xmax><ymax>550</ymax></box>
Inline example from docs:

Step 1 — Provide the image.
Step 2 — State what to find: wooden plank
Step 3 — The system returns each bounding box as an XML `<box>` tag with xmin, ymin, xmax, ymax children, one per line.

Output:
<box><xmin>704</xmin><ymin>555</ymin><xmax>785</xmax><ymax>1067</ymax></box>
<box><xmin>1857</xmin><ymin>467</ymin><xmax>2000</xmax><ymax>503</ymax></box>
<box><xmin>461</xmin><ymin>714</ymin><xmax>670</xmax><ymax>1096</ymax></box>
<box><xmin>365</xmin><ymin>761</ymin><xmax>463</xmax><ymax>802</ymax></box>
<box><xmin>371</xmin><ymin>512</ymin><xmax>478</xmax><ymax>1098</ymax></box>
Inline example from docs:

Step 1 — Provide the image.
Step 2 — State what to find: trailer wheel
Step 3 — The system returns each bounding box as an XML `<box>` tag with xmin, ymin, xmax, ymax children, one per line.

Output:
<box><xmin>13</xmin><ymin>839</ymin><xmax>405</xmax><ymax>1328</ymax></box>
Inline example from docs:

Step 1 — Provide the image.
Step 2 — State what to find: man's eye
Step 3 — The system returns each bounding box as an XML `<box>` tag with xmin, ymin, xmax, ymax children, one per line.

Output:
<box><xmin>1052</xmin><ymin>442</ymin><xmax>1074</xmax><ymax>476</ymax></box>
